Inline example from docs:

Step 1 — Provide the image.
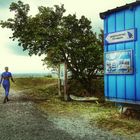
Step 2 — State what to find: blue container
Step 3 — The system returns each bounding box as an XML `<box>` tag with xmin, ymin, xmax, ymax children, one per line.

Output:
<box><xmin>100</xmin><ymin>1</ymin><xmax>140</xmax><ymax>105</ymax></box>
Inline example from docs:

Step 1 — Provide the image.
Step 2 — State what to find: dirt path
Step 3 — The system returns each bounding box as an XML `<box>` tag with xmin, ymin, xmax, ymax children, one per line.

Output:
<box><xmin>0</xmin><ymin>88</ymin><xmax>136</xmax><ymax>140</ymax></box>
<box><xmin>0</xmin><ymin>89</ymin><xmax>78</xmax><ymax>140</ymax></box>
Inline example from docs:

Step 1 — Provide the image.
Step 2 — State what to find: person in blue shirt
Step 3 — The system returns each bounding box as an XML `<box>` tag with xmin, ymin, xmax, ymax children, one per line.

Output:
<box><xmin>0</xmin><ymin>67</ymin><xmax>15</xmax><ymax>103</ymax></box>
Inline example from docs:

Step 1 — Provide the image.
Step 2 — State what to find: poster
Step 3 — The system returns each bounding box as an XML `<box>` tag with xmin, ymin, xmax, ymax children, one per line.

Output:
<box><xmin>105</xmin><ymin>50</ymin><xmax>133</xmax><ymax>74</ymax></box>
<box><xmin>60</xmin><ymin>63</ymin><xmax>65</xmax><ymax>80</ymax></box>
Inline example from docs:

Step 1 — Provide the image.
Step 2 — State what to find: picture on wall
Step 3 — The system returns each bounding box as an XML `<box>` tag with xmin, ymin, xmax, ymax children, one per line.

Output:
<box><xmin>105</xmin><ymin>50</ymin><xmax>133</xmax><ymax>74</ymax></box>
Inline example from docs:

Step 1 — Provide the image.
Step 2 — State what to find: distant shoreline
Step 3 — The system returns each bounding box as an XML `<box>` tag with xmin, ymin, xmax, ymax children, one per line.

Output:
<box><xmin>13</xmin><ymin>73</ymin><xmax>58</xmax><ymax>78</ymax></box>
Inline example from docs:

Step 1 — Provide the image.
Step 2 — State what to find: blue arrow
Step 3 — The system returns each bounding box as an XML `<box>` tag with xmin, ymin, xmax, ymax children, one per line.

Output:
<box><xmin>127</xmin><ymin>32</ymin><xmax>133</xmax><ymax>38</ymax></box>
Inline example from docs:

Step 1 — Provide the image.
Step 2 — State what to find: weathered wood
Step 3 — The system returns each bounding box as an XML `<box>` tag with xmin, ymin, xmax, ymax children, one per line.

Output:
<box><xmin>70</xmin><ymin>94</ymin><xmax>98</xmax><ymax>101</ymax></box>
<box><xmin>58</xmin><ymin>65</ymin><xmax>62</xmax><ymax>96</ymax></box>
<box><xmin>64</xmin><ymin>63</ymin><xmax>69</xmax><ymax>101</ymax></box>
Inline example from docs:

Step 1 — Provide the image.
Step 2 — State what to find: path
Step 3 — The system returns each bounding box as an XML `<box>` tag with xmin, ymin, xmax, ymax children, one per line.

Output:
<box><xmin>0</xmin><ymin>88</ymin><xmax>136</xmax><ymax>140</ymax></box>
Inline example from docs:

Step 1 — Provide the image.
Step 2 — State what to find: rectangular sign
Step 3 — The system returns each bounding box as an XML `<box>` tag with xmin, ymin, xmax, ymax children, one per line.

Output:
<box><xmin>105</xmin><ymin>50</ymin><xmax>133</xmax><ymax>74</ymax></box>
<box><xmin>105</xmin><ymin>29</ymin><xmax>136</xmax><ymax>44</ymax></box>
<box><xmin>60</xmin><ymin>63</ymin><xmax>65</xmax><ymax>80</ymax></box>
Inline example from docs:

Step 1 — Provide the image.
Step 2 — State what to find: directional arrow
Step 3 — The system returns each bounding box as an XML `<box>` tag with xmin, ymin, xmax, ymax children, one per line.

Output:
<box><xmin>105</xmin><ymin>29</ymin><xmax>136</xmax><ymax>44</ymax></box>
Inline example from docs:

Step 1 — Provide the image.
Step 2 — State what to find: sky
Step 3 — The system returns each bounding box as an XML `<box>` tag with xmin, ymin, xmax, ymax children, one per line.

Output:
<box><xmin>0</xmin><ymin>0</ymin><xmax>134</xmax><ymax>73</ymax></box>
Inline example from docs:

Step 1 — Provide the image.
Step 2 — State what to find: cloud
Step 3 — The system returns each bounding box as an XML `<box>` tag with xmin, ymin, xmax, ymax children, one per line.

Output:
<box><xmin>0</xmin><ymin>28</ymin><xmax>12</xmax><ymax>53</ymax></box>
<box><xmin>20</xmin><ymin>0</ymin><xmax>134</xmax><ymax>32</ymax></box>
<box><xmin>8</xmin><ymin>42</ymin><xmax>29</xmax><ymax>56</ymax></box>
<box><xmin>0</xmin><ymin>54</ymin><xmax>47</xmax><ymax>73</ymax></box>
<box><xmin>0</xmin><ymin>0</ymin><xmax>16</xmax><ymax>8</ymax></box>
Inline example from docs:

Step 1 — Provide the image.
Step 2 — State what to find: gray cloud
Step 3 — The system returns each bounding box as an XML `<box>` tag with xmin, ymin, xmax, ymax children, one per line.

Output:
<box><xmin>0</xmin><ymin>0</ymin><xmax>17</xmax><ymax>8</ymax></box>
<box><xmin>8</xmin><ymin>42</ymin><xmax>29</xmax><ymax>56</ymax></box>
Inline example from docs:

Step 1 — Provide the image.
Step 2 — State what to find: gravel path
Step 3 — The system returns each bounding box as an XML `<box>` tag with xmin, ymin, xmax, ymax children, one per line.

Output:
<box><xmin>0</xmin><ymin>88</ymin><xmax>136</xmax><ymax>140</ymax></box>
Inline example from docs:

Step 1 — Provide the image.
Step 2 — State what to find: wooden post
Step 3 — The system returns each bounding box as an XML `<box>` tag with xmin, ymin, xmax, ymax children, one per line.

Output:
<box><xmin>64</xmin><ymin>63</ymin><xmax>67</xmax><ymax>100</ymax></box>
<box><xmin>58</xmin><ymin>65</ymin><xmax>61</xmax><ymax>96</ymax></box>
<box><xmin>64</xmin><ymin>63</ymin><xmax>69</xmax><ymax>101</ymax></box>
<box><xmin>59</xmin><ymin>63</ymin><xmax>69</xmax><ymax>101</ymax></box>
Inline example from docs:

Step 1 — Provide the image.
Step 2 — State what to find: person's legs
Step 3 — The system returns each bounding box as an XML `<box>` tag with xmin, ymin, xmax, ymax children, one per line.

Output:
<box><xmin>6</xmin><ymin>96</ymin><xmax>10</xmax><ymax>101</ymax></box>
<box><xmin>3</xmin><ymin>83</ymin><xmax>10</xmax><ymax>103</ymax></box>
<box><xmin>3</xmin><ymin>84</ymin><xmax>7</xmax><ymax>103</ymax></box>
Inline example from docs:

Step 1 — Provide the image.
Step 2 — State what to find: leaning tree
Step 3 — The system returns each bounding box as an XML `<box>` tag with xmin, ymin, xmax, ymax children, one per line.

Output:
<box><xmin>0</xmin><ymin>1</ymin><xmax>103</xmax><ymax>93</ymax></box>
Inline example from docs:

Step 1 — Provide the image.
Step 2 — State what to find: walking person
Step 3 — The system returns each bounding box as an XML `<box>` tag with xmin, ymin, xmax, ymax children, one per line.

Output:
<box><xmin>0</xmin><ymin>67</ymin><xmax>15</xmax><ymax>103</ymax></box>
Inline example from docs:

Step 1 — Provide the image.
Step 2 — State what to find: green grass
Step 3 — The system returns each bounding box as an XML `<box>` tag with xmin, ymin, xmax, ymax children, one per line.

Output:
<box><xmin>91</xmin><ymin>110</ymin><xmax>140</xmax><ymax>136</ymax></box>
<box><xmin>12</xmin><ymin>77</ymin><xmax>140</xmax><ymax>137</ymax></box>
<box><xmin>12</xmin><ymin>77</ymin><xmax>57</xmax><ymax>90</ymax></box>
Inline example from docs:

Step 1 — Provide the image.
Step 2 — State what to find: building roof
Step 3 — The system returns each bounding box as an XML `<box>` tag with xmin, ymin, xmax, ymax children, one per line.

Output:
<box><xmin>100</xmin><ymin>1</ymin><xmax>140</xmax><ymax>19</ymax></box>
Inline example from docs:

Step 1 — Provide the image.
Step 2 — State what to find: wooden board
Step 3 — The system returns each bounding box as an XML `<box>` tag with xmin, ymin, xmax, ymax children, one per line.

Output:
<box><xmin>70</xmin><ymin>94</ymin><xmax>99</xmax><ymax>101</ymax></box>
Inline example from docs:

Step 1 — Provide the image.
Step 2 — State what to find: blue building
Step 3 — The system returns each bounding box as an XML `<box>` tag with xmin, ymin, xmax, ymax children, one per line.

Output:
<box><xmin>100</xmin><ymin>1</ymin><xmax>140</xmax><ymax>105</ymax></box>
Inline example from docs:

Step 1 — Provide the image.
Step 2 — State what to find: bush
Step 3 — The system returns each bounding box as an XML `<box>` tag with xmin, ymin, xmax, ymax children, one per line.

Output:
<box><xmin>67</xmin><ymin>78</ymin><xmax>104</xmax><ymax>98</ymax></box>
<box><xmin>44</xmin><ymin>74</ymin><xmax>52</xmax><ymax>78</ymax></box>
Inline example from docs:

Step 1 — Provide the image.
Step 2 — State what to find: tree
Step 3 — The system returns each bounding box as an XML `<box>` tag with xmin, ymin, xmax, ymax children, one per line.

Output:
<box><xmin>0</xmin><ymin>1</ymin><xmax>103</xmax><ymax>94</ymax></box>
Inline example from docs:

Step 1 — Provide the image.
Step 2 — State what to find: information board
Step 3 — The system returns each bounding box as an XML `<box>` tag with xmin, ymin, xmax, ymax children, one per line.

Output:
<box><xmin>105</xmin><ymin>50</ymin><xmax>133</xmax><ymax>74</ymax></box>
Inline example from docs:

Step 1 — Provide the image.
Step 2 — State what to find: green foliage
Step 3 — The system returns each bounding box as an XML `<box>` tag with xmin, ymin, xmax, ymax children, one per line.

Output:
<box><xmin>44</xmin><ymin>74</ymin><xmax>52</xmax><ymax>78</ymax></box>
<box><xmin>68</xmin><ymin>79</ymin><xmax>104</xmax><ymax>98</ymax></box>
<box><xmin>1</xmin><ymin>1</ymin><xmax>103</xmax><ymax>93</ymax></box>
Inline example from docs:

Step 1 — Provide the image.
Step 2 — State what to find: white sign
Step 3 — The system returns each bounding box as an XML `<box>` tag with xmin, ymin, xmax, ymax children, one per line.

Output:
<box><xmin>60</xmin><ymin>63</ymin><xmax>65</xmax><ymax>80</ymax></box>
<box><xmin>105</xmin><ymin>29</ymin><xmax>136</xmax><ymax>44</ymax></box>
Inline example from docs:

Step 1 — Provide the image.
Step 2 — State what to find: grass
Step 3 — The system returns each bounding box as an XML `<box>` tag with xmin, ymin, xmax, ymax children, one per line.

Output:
<box><xmin>91</xmin><ymin>110</ymin><xmax>140</xmax><ymax>136</ymax></box>
<box><xmin>12</xmin><ymin>77</ymin><xmax>140</xmax><ymax>137</ymax></box>
<box><xmin>12</xmin><ymin>77</ymin><xmax>57</xmax><ymax>90</ymax></box>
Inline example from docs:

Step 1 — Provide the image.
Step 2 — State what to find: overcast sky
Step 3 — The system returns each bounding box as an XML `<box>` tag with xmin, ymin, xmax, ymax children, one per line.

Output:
<box><xmin>0</xmin><ymin>0</ymin><xmax>134</xmax><ymax>73</ymax></box>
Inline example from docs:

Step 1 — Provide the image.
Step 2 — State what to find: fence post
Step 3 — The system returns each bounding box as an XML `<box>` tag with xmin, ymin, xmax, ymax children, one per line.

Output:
<box><xmin>64</xmin><ymin>63</ymin><xmax>69</xmax><ymax>101</ymax></box>
<box><xmin>58</xmin><ymin>65</ymin><xmax>61</xmax><ymax>96</ymax></box>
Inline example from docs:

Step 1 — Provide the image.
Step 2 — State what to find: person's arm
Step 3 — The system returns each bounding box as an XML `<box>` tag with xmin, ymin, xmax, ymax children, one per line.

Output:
<box><xmin>10</xmin><ymin>73</ymin><xmax>15</xmax><ymax>83</ymax></box>
<box><xmin>11</xmin><ymin>76</ymin><xmax>15</xmax><ymax>83</ymax></box>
